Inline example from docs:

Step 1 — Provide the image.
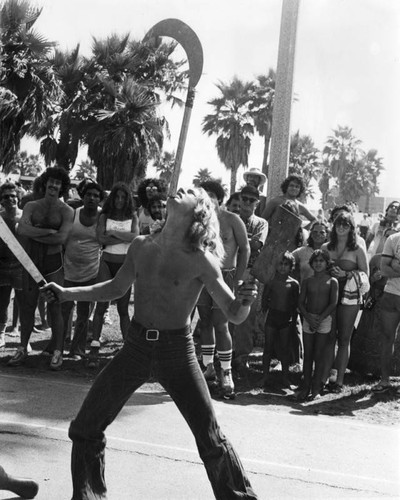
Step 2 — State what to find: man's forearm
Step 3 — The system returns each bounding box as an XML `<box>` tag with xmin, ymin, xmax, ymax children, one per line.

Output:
<box><xmin>381</xmin><ymin>265</ymin><xmax>400</xmax><ymax>278</ymax></box>
<box><xmin>235</xmin><ymin>250</ymin><xmax>250</xmax><ymax>283</ymax></box>
<box><xmin>18</xmin><ymin>224</ymin><xmax>54</xmax><ymax>239</ymax></box>
<box><xmin>62</xmin><ymin>280</ymin><xmax>123</xmax><ymax>303</ymax></box>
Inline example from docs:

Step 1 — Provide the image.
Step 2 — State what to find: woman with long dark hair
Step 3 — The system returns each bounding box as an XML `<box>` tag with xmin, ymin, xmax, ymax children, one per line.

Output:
<box><xmin>88</xmin><ymin>182</ymin><xmax>139</xmax><ymax>367</ymax></box>
<box><xmin>321</xmin><ymin>212</ymin><xmax>369</xmax><ymax>392</ymax></box>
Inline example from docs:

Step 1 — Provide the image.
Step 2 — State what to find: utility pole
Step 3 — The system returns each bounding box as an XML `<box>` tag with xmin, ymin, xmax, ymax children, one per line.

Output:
<box><xmin>267</xmin><ymin>0</ymin><xmax>300</xmax><ymax>198</ymax></box>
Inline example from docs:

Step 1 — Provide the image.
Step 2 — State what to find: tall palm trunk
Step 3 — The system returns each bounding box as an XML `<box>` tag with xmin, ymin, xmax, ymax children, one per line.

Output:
<box><xmin>262</xmin><ymin>133</ymin><xmax>271</xmax><ymax>178</ymax></box>
<box><xmin>230</xmin><ymin>166</ymin><xmax>238</xmax><ymax>195</ymax></box>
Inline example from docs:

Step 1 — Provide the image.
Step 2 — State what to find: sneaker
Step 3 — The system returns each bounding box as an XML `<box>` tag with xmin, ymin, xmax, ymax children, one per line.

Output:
<box><xmin>103</xmin><ymin>312</ymin><xmax>112</xmax><ymax>326</ymax></box>
<box><xmin>33</xmin><ymin>323</ymin><xmax>50</xmax><ymax>333</ymax></box>
<box><xmin>0</xmin><ymin>333</ymin><xmax>5</xmax><ymax>349</ymax></box>
<box><xmin>220</xmin><ymin>369</ymin><xmax>235</xmax><ymax>399</ymax></box>
<box><xmin>203</xmin><ymin>362</ymin><xmax>216</xmax><ymax>381</ymax></box>
<box><xmin>7</xmin><ymin>347</ymin><xmax>28</xmax><ymax>366</ymax></box>
<box><xmin>69</xmin><ymin>353</ymin><xmax>83</xmax><ymax>361</ymax></box>
<box><xmin>50</xmin><ymin>350</ymin><xmax>63</xmax><ymax>370</ymax></box>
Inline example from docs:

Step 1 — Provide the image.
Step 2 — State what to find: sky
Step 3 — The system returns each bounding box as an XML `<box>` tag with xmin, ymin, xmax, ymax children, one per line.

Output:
<box><xmin>20</xmin><ymin>0</ymin><xmax>400</xmax><ymax>205</ymax></box>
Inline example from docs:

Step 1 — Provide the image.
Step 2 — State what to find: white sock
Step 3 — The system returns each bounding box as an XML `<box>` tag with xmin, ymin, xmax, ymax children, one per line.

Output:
<box><xmin>201</xmin><ymin>344</ymin><xmax>215</xmax><ymax>366</ymax></box>
<box><xmin>218</xmin><ymin>349</ymin><xmax>233</xmax><ymax>371</ymax></box>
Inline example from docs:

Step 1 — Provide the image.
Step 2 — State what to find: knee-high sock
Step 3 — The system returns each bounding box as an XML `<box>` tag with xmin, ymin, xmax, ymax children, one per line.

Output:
<box><xmin>202</xmin><ymin>344</ymin><xmax>215</xmax><ymax>366</ymax></box>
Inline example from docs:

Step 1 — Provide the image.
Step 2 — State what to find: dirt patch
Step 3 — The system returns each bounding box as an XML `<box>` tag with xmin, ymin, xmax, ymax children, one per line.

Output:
<box><xmin>1</xmin><ymin>303</ymin><xmax>399</xmax><ymax>427</ymax></box>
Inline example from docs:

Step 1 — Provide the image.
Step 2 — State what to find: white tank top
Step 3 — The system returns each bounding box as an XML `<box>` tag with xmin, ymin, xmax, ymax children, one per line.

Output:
<box><xmin>104</xmin><ymin>218</ymin><xmax>132</xmax><ymax>255</ymax></box>
<box><xmin>64</xmin><ymin>208</ymin><xmax>100</xmax><ymax>281</ymax></box>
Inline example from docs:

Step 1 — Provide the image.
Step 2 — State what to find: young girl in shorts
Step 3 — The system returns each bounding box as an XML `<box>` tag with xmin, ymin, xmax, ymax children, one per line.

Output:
<box><xmin>297</xmin><ymin>249</ymin><xmax>338</xmax><ymax>400</ymax></box>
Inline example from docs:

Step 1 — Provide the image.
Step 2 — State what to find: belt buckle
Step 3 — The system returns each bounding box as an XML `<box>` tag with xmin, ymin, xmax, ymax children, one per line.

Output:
<box><xmin>145</xmin><ymin>329</ymin><xmax>159</xmax><ymax>341</ymax></box>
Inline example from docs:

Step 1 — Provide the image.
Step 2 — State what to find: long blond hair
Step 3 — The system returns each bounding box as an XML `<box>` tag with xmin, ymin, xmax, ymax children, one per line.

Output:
<box><xmin>185</xmin><ymin>188</ymin><xmax>225</xmax><ymax>263</ymax></box>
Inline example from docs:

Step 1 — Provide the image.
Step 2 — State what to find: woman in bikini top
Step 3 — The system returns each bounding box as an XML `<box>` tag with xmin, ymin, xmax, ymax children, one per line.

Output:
<box><xmin>321</xmin><ymin>212</ymin><xmax>369</xmax><ymax>392</ymax></box>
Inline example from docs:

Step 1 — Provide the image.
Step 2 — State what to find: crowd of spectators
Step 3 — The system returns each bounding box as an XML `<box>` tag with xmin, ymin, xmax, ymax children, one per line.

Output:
<box><xmin>1</xmin><ymin>166</ymin><xmax>399</xmax><ymax>400</ymax></box>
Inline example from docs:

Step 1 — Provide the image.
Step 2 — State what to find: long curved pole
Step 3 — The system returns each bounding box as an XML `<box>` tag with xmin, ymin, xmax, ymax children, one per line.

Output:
<box><xmin>143</xmin><ymin>19</ymin><xmax>204</xmax><ymax>195</ymax></box>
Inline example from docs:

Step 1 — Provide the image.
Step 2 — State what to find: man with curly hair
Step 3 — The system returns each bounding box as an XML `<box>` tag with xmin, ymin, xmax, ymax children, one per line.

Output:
<box><xmin>137</xmin><ymin>177</ymin><xmax>168</xmax><ymax>234</ymax></box>
<box><xmin>8</xmin><ymin>166</ymin><xmax>74</xmax><ymax>370</ymax></box>
<box><xmin>43</xmin><ymin>187</ymin><xmax>259</xmax><ymax>500</ymax></box>
<box><xmin>261</xmin><ymin>174</ymin><xmax>316</xmax><ymax>226</ymax></box>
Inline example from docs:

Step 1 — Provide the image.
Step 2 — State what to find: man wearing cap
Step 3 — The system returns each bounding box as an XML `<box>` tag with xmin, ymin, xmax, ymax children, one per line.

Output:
<box><xmin>242</xmin><ymin>167</ymin><xmax>267</xmax><ymax>216</ymax></box>
<box><xmin>232</xmin><ymin>185</ymin><xmax>268</xmax><ymax>375</ymax></box>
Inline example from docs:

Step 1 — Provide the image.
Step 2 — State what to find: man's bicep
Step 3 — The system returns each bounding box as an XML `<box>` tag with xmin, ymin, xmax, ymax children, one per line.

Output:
<box><xmin>233</xmin><ymin>217</ymin><xmax>250</xmax><ymax>250</ymax></box>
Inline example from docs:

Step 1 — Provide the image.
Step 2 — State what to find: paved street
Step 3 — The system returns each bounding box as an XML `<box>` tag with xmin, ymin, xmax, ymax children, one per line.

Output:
<box><xmin>0</xmin><ymin>371</ymin><xmax>399</xmax><ymax>499</ymax></box>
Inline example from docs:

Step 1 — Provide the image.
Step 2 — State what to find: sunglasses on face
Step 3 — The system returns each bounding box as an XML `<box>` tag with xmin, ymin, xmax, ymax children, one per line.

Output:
<box><xmin>146</xmin><ymin>186</ymin><xmax>158</xmax><ymax>192</ymax></box>
<box><xmin>335</xmin><ymin>220</ymin><xmax>351</xmax><ymax>228</ymax></box>
<box><xmin>241</xmin><ymin>196</ymin><xmax>258</xmax><ymax>204</ymax></box>
<box><xmin>1</xmin><ymin>194</ymin><xmax>17</xmax><ymax>200</ymax></box>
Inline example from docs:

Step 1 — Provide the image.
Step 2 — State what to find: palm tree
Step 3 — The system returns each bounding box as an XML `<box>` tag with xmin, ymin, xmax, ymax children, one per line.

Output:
<box><xmin>192</xmin><ymin>168</ymin><xmax>213</xmax><ymax>187</ymax></box>
<box><xmin>34</xmin><ymin>32</ymin><xmax>187</xmax><ymax>184</ymax></box>
<box><xmin>249</xmin><ymin>70</ymin><xmax>275</xmax><ymax>177</ymax></box>
<box><xmin>73</xmin><ymin>159</ymin><xmax>97</xmax><ymax>181</ymax></box>
<box><xmin>0</xmin><ymin>0</ymin><xmax>61</xmax><ymax>172</ymax></box>
<box><xmin>340</xmin><ymin>149</ymin><xmax>383</xmax><ymax>204</ymax></box>
<box><xmin>322</xmin><ymin>125</ymin><xmax>362</xmax><ymax>200</ymax></box>
<box><xmin>154</xmin><ymin>150</ymin><xmax>175</xmax><ymax>187</ymax></box>
<box><xmin>85</xmin><ymin>77</ymin><xmax>163</xmax><ymax>189</ymax></box>
<box><xmin>35</xmin><ymin>45</ymin><xmax>90</xmax><ymax>170</ymax></box>
<box><xmin>6</xmin><ymin>150</ymin><xmax>44</xmax><ymax>176</ymax></box>
<box><xmin>322</xmin><ymin>126</ymin><xmax>384</xmax><ymax>205</ymax></box>
<box><xmin>202</xmin><ymin>77</ymin><xmax>254</xmax><ymax>194</ymax></box>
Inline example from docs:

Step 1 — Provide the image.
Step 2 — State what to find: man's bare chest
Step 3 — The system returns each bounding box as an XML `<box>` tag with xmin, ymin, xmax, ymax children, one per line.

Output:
<box><xmin>32</xmin><ymin>206</ymin><xmax>63</xmax><ymax>229</ymax></box>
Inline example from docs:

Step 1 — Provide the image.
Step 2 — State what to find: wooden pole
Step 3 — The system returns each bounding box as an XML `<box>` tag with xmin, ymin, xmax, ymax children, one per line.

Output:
<box><xmin>267</xmin><ymin>0</ymin><xmax>300</xmax><ymax>198</ymax></box>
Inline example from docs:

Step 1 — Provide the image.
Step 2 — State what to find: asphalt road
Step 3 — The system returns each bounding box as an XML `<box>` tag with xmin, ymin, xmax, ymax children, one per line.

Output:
<box><xmin>0</xmin><ymin>371</ymin><xmax>399</xmax><ymax>500</ymax></box>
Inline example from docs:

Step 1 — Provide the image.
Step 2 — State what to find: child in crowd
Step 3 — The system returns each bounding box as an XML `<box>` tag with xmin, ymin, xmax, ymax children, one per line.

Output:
<box><xmin>261</xmin><ymin>251</ymin><xmax>299</xmax><ymax>388</ymax></box>
<box><xmin>297</xmin><ymin>249</ymin><xmax>338</xmax><ymax>400</ymax></box>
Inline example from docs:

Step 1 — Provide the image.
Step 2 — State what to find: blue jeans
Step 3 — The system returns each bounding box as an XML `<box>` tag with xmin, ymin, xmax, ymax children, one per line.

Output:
<box><xmin>69</xmin><ymin>319</ymin><xmax>258</xmax><ymax>500</ymax></box>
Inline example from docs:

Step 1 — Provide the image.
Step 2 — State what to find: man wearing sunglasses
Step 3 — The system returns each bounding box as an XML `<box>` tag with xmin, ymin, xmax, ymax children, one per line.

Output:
<box><xmin>232</xmin><ymin>186</ymin><xmax>268</xmax><ymax>375</ymax></box>
<box><xmin>0</xmin><ymin>183</ymin><xmax>23</xmax><ymax>350</ymax></box>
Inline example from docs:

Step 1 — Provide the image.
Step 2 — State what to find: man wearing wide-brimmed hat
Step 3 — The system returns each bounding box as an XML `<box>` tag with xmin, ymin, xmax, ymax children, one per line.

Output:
<box><xmin>242</xmin><ymin>168</ymin><xmax>267</xmax><ymax>216</ymax></box>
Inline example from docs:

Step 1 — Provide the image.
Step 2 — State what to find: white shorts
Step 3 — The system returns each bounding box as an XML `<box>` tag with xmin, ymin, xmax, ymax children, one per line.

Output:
<box><xmin>303</xmin><ymin>313</ymin><xmax>332</xmax><ymax>334</ymax></box>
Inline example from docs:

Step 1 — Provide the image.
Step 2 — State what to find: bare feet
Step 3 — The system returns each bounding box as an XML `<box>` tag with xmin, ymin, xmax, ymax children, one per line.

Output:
<box><xmin>0</xmin><ymin>465</ymin><xmax>39</xmax><ymax>498</ymax></box>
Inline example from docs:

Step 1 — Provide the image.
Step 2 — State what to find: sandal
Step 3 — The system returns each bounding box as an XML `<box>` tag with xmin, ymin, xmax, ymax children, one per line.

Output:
<box><xmin>372</xmin><ymin>382</ymin><xmax>392</xmax><ymax>394</ymax></box>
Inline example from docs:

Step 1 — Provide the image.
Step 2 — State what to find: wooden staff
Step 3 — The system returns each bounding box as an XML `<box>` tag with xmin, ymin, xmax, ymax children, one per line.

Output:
<box><xmin>143</xmin><ymin>19</ymin><xmax>204</xmax><ymax>195</ymax></box>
